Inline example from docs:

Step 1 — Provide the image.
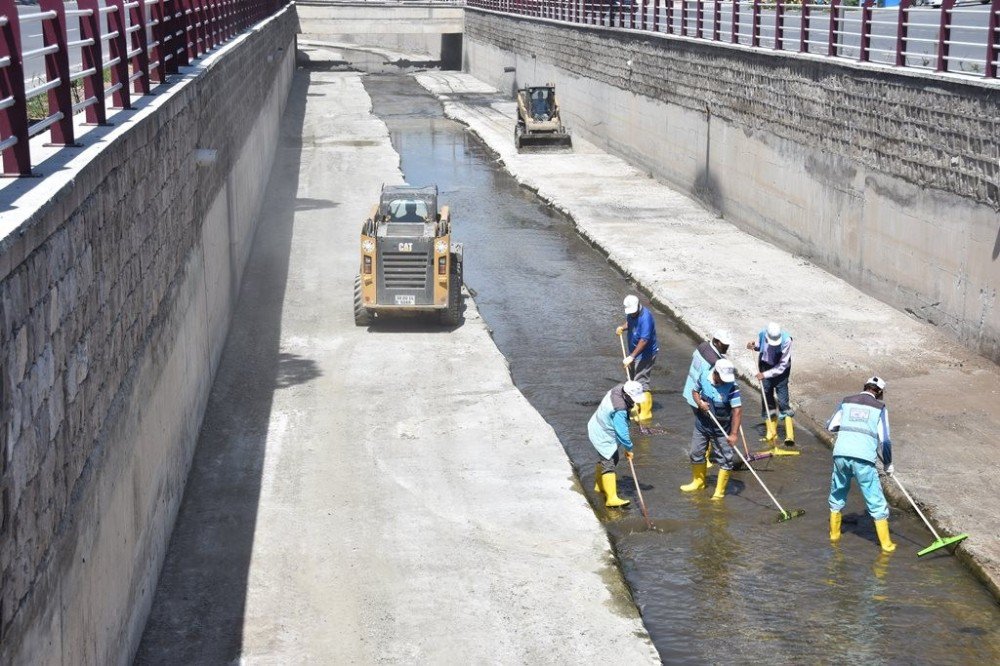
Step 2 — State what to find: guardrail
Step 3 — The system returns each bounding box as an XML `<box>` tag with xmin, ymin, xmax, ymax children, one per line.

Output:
<box><xmin>468</xmin><ymin>0</ymin><xmax>1000</xmax><ymax>80</ymax></box>
<box><xmin>0</xmin><ymin>0</ymin><xmax>289</xmax><ymax>177</ymax></box>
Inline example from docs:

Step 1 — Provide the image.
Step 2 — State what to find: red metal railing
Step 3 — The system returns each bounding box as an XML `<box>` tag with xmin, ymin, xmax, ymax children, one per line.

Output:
<box><xmin>470</xmin><ymin>0</ymin><xmax>1000</xmax><ymax>81</ymax></box>
<box><xmin>0</xmin><ymin>0</ymin><xmax>288</xmax><ymax>177</ymax></box>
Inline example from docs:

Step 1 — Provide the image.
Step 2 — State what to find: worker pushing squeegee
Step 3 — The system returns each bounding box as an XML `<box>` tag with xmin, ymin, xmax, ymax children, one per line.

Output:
<box><xmin>747</xmin><ymin>322</ymin><xmax>798</xmax><ymax>452</ymax></box>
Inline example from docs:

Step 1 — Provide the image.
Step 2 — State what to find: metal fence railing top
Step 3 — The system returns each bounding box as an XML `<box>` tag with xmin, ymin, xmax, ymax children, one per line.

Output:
<box><xmin>0</xmin><ymin>0</ymin><xmax>290</xmax><ymax>178</ymax></box>
<box><xmin>467</xmin><ymin>0</ymin><xmax>1000</xmax><ymax>81</ymax></box>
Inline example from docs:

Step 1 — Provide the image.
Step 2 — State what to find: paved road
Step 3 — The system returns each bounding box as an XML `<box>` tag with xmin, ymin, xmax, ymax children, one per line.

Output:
<box><xmin>134</xmin><ymin>63</ymin><xmax>658</xmax><ymax>662</ymax></box>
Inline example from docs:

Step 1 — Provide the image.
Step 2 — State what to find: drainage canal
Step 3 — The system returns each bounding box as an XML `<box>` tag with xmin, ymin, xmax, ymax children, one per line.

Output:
<box><xmin>362</xmin><ymin>73</ymin><xmax>1000</xmax><ymax>663</ymax></box>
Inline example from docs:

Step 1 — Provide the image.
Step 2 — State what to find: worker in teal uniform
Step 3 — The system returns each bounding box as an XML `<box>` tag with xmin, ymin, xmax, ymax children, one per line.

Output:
<box><xmin>680</xmin><ymin>359</ymin><xmax>743</xmax><ymax>500</ymax></box>
<box><xmin>827</xmin><ymin>376</ymin><xmax>896</xmax><ymax>553</ymax></box>
<box><xmin>589</xmin><ymin>380</ymin><xmax>645</xmax><ymax>508</ymax></box>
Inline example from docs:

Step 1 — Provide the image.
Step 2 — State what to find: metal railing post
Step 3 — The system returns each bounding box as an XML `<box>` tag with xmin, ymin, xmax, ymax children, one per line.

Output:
<box><xmin>150</xmin><ymin>0</ymin><xmax>168</xmax><ymax>81</ymax></box>
<box><xmin>774</xmin><ymin>0</ymin><xmax>784</xmax><ymax>50</ymax></box>
<box><xmin>731</xmin><ymin>0</ymin><xmax>739</xmax><ymax>43</ymax></box>
<box><xmin>0</xmin><ymin>0</ymin><xmax>31</xmax><ymax>174</ymax></box>
<box><xmin>128</xmin><ymin>0</ymin><xmax>150</xmax><ymax>93</ymax></box>
<box><xmin>751</xmin><ymin>0</ymin><xmax>761</xmax><ymax>47</ymax></box>
<box><xmin>828</xmin><ymin>0</ymin><xmax>840</xmax><ymax>56</ymax></box>
<box><xmin>859</xmin><ymin>0</ymin><xmax>873</xmax><ymax>62</ymax></box>
<box><xmin>171</xmin><ymin>0</ymin><xmax>189</xmax><ymax>69</ymax></box>
<box><xmin>696</xmin><ymin>0</ymin><xmax>704</xmax><ymax>36</ymax></box>
<box><xmin>936</xmin><ymin>0</ymin><xmax>956</xmax><ymax>72</ymax></box>
<box><xmin>666</xmin><ymin>0</ymin><xmax>673</xmax><ymax>33</ymax></box>
<box><xmin>986</xmin><ymin>0</ymin><xmax>1000</xmax><ymax>77</ymax></box>
<box><xmin>38</xmin><ymin>0</ymin><xmax>76</xmax><ymax>144</ymax></box>
<box><xmin>712</xmin><ymin>0</ymin><xmax>721</xmax><ymax>39</ymax></box>
<box><xmin>77</xmin><ymin>0</ymin><xmax>108</xmax><ymax>125</ymax></box>
<box><xmin>107</xmin><ymin>0</ymin><xmax>132</xmax><ymax>109</ymax></box>
<box><xmin>799</xmin><ymin>0</ymin><xmax>810</xmax><ymax>52</ymax></box>
<box><xmin>894</xmin><ymin>0</ymin><xmax>910</xmax><ymax>66</ymax></box>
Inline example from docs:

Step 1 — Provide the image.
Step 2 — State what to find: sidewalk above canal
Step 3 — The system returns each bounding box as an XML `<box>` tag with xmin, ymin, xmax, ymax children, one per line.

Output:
<box><xmin>416</xmin><ymin>72</ymin><xmax>1000</xmax><ymax>597</ymax></box>
<box><xmin>135</xmin><ymin>66</ymin><xmax>658</xmax><ymax>662</ymax></box>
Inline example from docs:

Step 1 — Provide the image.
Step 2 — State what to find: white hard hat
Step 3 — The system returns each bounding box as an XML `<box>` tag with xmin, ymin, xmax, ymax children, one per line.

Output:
<box><xmin>865</xmin><ymin>376</ymin><xmax>887</xmax><ymax>391</ymax></box>
<box><xmin>623</xmin><ymin>295</ymin><xmax>640</xmax><ymax>315</ymax></box>
<box><xmin>623</xmin><ymin>380</ymin><xmax>644</xmax><ymax>402</ymax></box>
<box><xmin>712</xmin><ymin>329</ymin><xmax>733</xmax><ymax>346</ymax></box>
<box><xmin>766</xmin><ymin>322</ymin><xmax>782</xmax><ymax>345</ymax></box>
<box><xmin>713</xmin><ymin>359</ymin><xmax>736</xmax><ymax>383</ymax></box>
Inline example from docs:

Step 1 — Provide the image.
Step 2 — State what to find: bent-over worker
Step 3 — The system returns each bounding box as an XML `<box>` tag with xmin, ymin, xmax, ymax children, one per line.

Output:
<box><xmin>747</xmin><ymin>322</ymin><xmax>794</xmax><ymax>446</ymax></box>
<box><xmin>683</xmin><ymin>329</ymin><xmax>732</xmax><ymax>409</ymax></box>
<box><xmin>826</xmin><ymin>376</ymin><xmax>896</xmax><ymax>553</ymax></box>
<box><xmin>680</xmin><ymin>359</ymin><xmax>743</xmax><ymax>500</ymax></box>
<box><xmin>588</xmin><ymin>380</ymin><xmax>645</xmax><ymax>508</ymax></box>
<box><xmin>616</xmin><ymin>295</ymin><xmax>659</xmax><ymax>422</ymax></box>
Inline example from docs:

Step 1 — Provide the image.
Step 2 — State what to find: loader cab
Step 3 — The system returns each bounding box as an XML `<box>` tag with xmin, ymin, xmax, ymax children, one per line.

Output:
<box><xmin>355</xmin><ymin>185</ymin><xmax>464</xmax><ymax>326</ymax></box>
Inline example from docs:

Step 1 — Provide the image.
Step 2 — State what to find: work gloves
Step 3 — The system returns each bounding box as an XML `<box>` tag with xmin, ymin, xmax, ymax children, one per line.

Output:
<box><xmin>615</xmin><ymin>325</ymin><xmax>625</xmax><ymax>336</ymax></box>
<box><xmin>885</xmin><ymin>464</ymin><xmax>895</xmax><ymax>476</ymax></box>
<box><xmin>625</xmin><ymin>450</ymin><xmax>634</xmax><ymax>460</ymax></box>
<box><xmin>622</xmin><ymin>356</ymin><xmax>633</xmax><ymax>366</ymax></box>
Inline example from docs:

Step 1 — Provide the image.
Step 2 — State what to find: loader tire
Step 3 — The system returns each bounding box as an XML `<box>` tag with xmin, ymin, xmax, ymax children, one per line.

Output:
<box><xmin>440</xmin><ymin>261</ymin><xmax>462</xmax><ymax>327</ymax></box>
<box><xmin>354</xmin><ymin>274</ymin><xmax>371</xmax><ymax>326</ymax></box>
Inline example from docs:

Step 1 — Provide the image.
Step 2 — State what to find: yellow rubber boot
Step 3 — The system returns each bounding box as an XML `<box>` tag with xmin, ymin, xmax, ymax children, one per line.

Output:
<box><xmin>765</xmin><ymin>418</ymin><xmax>778</xmax><ymax>443</ymax></box>
<box><xmin>594</xmin><ymin>464</ymin><xmax>604</xmax><ymax>493</ymax></box>
<box><xmin>830</xmin><ymin>511</ymin><xmax>842</xmax><ymax>542</ymax></box>
<box><xmin>784</xmin><ymin>416</ymin><xmax>795</xmax><ymax>446</ymax></box>
<box><xmin>711</xmin><ymin>469</ymin><xmax>730</xmax><ymax>500</ymax></box>
<box><xmin>706</xmin><ymin>443</ymin><xmax>714</xmax><ymax>469</ymax></box>
<box><xmin>680</xmin><ymin>463</ymin><xmax>707</xmax><ymax>492</ymax></box>
<box><xmin>637</xmin><ymin>392</ymin><xmax>653</xmax><ymax>422</ymax></box>
<box><xmin>875</xmin><ymin>519</ymin><xmax>896</xmax><ymax>553</ymax></box>
<box><xmin>602</xmin><ymin>473</ymin><xmax>631</xmax><ymax>508</ymax></box>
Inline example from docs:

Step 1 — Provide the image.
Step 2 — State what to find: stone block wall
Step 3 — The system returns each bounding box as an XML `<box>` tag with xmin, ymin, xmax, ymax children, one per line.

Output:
<box><xmin>0</xmin><ymin>7</ymin><xmax>296</xmax><ymax>664</ymax></box>
<box><xmin>465</xmin><ymin>9</ymin><xmax>1000</xmax><ymax>361</ymax></box>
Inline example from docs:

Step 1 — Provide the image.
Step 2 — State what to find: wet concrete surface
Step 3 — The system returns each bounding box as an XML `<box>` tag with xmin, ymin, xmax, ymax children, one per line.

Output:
<box><xmin>363</xmin><ymin>73</ymin><xmax>1000</xmax><ymax>663</ymax></box>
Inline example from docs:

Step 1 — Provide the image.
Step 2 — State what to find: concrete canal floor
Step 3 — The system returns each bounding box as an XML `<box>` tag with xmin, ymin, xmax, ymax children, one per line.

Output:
<box><xmin>362</xmin><ymin>73</ymin><xmax>1000</xmax><ymax>662</ymax></box>
<box><xmin>133</xmin><ymin>50</ymin><xmax>1000</xmax><ymax>662</ymax></box>
<box><xmin>415</xmin><ymin>71</ymin><xmax>1000</xmax><ymax>598</ymax></box>
<box><xmin>133</xmin><ymin>67</ymin><xmax>657</xmax><ymax>663</ymax></box>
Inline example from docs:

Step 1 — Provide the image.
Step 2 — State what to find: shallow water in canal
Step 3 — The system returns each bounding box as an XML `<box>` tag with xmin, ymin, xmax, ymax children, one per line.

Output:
<box><xmin>362</xmin><ymin>74</ymin><xmax>1000</xmax><ymax>663</ymax></box>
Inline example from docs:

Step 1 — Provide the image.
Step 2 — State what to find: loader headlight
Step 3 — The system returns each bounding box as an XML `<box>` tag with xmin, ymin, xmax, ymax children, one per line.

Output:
<box><xmin>362</xmin><ymin>240</ymin><xmax>375</xmax><ymax>253</ymax></box>
<box><xmin>435</xmin><ymin>240</ymin><xmax>448</xmax><ymax>254</ymax></box>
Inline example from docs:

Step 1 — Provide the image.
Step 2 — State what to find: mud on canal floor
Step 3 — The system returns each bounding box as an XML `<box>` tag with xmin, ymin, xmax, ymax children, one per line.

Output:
<box><xmin>361</xmin><ymin>73</ymin><xmax>1000</xmax><ymax>663</ymax></box>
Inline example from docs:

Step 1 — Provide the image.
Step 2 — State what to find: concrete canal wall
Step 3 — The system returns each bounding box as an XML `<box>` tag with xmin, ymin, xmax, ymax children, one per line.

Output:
<box><xmin>463</xmin><ymin>9</ymin><xmax>1000</xmax><ymax>363</ymax></box>
<box><xmin>0</xmin><ymin>8</ymin><xmax>296</xmax><ymax>664</ymax></box>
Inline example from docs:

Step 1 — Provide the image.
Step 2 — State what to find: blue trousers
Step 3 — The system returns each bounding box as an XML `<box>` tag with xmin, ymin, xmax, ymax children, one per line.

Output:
<box><xmin>829</xmin><ymin>456</ymin><xmax>889</xmax><ymax>520</ymax></box>
<box><xmin>761</xmin><ymin>371</ymin><xmax>792</xmax><ymax>419</ymax></box>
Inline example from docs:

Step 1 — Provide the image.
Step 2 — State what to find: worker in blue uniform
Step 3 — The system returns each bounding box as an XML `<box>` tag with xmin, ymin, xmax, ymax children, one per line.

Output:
<box><xmin>827</xmin><ymin>376</ymin><xmax>896</xmax><ymax>553</ymax></box>
<box><xmin>747</xmin><ymin>322</ymin><xmax>794</xmax><ymax>446</ymax></box>
<box><xmin>616</xmin><ymin>295</ymin><xmax>659</xmax><ymax>422</ymax></box>
<box><xmin>589</xmin><ymin>380</ymin><xmax>645</xmax><ymax>507</ymax></box>
<box><xmin>680</xmin><ymin>359</ymin><xmax>743</xmax><ymax>500</ymax></box>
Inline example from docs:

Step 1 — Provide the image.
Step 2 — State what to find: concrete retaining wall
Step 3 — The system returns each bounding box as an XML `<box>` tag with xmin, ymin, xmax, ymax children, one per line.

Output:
<box><xmin>297</xmin><ymin>1</ymin><xmax>463</xmax><ymax>60</ymax></box>
<box><xmin>0</xmin><ymin>7</ymin><xmax>296</xmax><ymax>664</ymax></box>
<box><xmin>464</xmin><ymin>9</ymin><xmax>1000</xmax><ymax>362</ymax></box>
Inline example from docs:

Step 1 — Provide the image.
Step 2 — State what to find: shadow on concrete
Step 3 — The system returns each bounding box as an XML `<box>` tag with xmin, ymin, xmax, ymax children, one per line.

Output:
<box><xmin>134</xmin><ymin>70</ymin><xmax>311</xmax><ymax>664</ymax></box>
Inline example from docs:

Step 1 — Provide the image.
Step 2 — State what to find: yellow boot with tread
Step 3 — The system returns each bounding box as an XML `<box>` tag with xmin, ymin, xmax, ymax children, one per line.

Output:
<box><xmin>680</xmin><ymin>463</ymin><xmax>707</xmax><ymax>492</ymax></box>
<box><xmin>602</xmin><ymin>473</ymin><xmax>631</xmax><ymax>507</ymax></box>
<box><xmin>594</xmin><ymin>464</ymin><xmax>603</xmax><ymax>493</ymax></box>
<box><xmin>637</xmin><ymin>391</ymin><xmax>653</xmax><ymax>422</ymax></box>
<box><xmin>875</xmin><ymin>518</ymin><xmax>896</xmax><ymax>553</ymax></box>
<box><xmin>784</xmin><ymin>416</ymin><xmax>795</xmax><ymax>446</ymax></box>
<box><xmin>830</xmin><ymin>511</ymin><xmax>842</xmax><ymax>542</ymax></box>
<box><xmin>711</xmin><ymin>469</ymin><xmax>730</xmax><ymax>500</ymax></box>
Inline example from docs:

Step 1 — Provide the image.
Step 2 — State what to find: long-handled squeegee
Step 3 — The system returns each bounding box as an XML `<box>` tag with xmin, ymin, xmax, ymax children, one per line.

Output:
<box><xmin>888</xmin><ymin>473</ymin><xmax>969</xmax><ymax>557</ymax></box>
<box><xmin>705</xmin><ymin>409</ymin><xmax>805</xmax><ymax>523</ymax></box>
